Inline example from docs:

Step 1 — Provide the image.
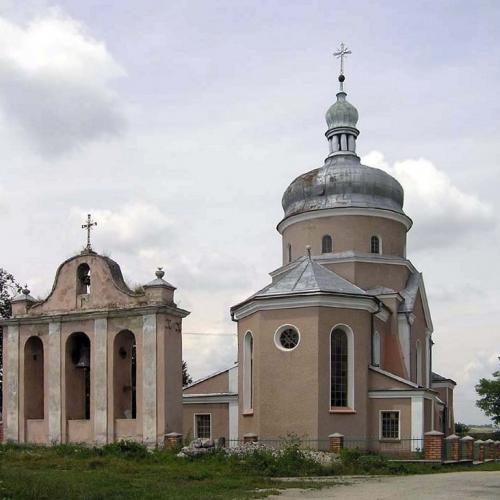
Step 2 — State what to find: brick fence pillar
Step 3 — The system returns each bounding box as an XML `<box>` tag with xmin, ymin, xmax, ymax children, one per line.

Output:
<box><xmin>475</xmin><ymin>440</ymin><xmax>485</xmax><ymax>462</ymax></box>
<box><xmin>485</xmin><ymin>439</ymin><xmax>495</xmax><ymax>460</ymax></box>
<box><xmin>495</xmin><ymin>441</ymin><xmax>500</xmax><ymax>461</ymax></box>
<box><xmin>460</xmin><ymin>436</ymin><xmax>474</xmax><ymax>461</ymax></box>
<box><xmin>328</xmin><ymin>433</ymin><xmax>344</xmax><ymax>453</ymax></box>
<box><xmin>243</xmin><ymin>433</ymin><xmax>258</xmax><ymax>444</ymax></box>
<box><xmin>444</xmin><ymin>434</ymin><xmax>459</xmax><ymax>462</ymax></box>
<box><xmin>424</xmin><ymin>431</ymin><xmax>444</xmax><ymax>461</ymax></box>
<box><xmin>164</xmin><ymin>432</ymin><xmax>183</xmax><ymax>449</ymax></box>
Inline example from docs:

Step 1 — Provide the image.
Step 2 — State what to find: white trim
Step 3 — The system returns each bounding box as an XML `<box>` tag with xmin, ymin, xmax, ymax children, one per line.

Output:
<box><xmin>411</xmin><ymin>396</ymin><xmax>424</xmax><ymax>447</ymax></box>
<box><xmin>228</xmin><ymin>365</ymin><xmax>238</xmax><ymax>393</ymax></box>
<box><xmin>330</xmin><ymin>324</ymin><xmax>355</xmax><ymax>410</ymax></box>
<box><xmin>193</xmin><ymin>413</ymin><xmax>212</xmax><ymax>440</ymax></box>
<box><xmin>243</xmin><ymin>331</ymin><xmax>253</xmax><ymax>412</ymax></box>
<box><xmin>416</xmin><ymin>340</ymin><xmax>422</xmax><ymax>386</ymax></box>
<box><xmin>229</xmin><ymin>400</ymin><xmax>238</xmax><ymax>447</ymax></box>
<box><xmin>277</xmin><ymin>207</ymin><xmax>413</xmax><ymax>233</ymax></box>
<box><xmin>372</xmin><ymin>331</ymin><xmax>381</xmax><ymax>367</ymax></box>
<box><xmin>379</xmin><ymin>409</ymin><xmax>401</xmax><ymax>440</ymax></box>
<box><xmin>232</xmin><ymin>294</ymin><xmax>381</xmax><ymax>321</ymax></box>
<box><xmin>369</xmin><ymin>365</ymin><xmax>419</xmax><ymax>388</ymax></box>
<box><xmin>183</xmin><ymin>393</ymin><xmax>238</xmax><ymax>404</ymax></box>
<box><xmin>397</xmin><ymin>314</ymin><xmax>411</xmax><ymax>379</ymax></box>
<box><xmin>425</xmin><ymin>333</ymin><xmax>431</xmax><ymax>388</ymax></box>
<box><xmin>369</xmin><ymin>390</ymin><xmax>436</xmax><ymax>400</ymax></box>
<box><xmin>274</xmin><ymin>324</ymin><xmax>301</xmax><ymax>352</ymax></box>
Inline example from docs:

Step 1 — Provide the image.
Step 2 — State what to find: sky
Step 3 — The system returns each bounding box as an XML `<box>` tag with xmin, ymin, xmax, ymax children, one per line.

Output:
<box><xmin>0</xmin><ymin>0</ymin><xmax>499</xmax><ymax>425</ymax></box>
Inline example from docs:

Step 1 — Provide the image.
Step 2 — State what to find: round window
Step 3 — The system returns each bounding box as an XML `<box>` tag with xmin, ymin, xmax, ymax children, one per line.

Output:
<box><xmin>275</xmin><ymin>325</ymin><xmax>300</xmax><ymax>351</ymax></box>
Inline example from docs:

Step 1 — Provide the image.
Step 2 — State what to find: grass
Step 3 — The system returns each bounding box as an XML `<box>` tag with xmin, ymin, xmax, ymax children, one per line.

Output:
<box><xmin>0</xmin><ymin>442</ymin><xmax>499</xmax><ymax>499</ymax></box>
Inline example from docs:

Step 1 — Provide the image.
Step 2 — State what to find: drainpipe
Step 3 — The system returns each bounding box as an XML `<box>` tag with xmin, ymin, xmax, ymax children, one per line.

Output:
<box><xmin>371</xmin><ymin>300</ymin><xmax>382</xmax><ymax>366</ymax></box>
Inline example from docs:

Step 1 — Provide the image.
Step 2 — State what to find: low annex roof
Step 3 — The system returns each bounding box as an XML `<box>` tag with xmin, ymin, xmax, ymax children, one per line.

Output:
<box><xmin>432</xmin><ymin>372</ymin><xmax>457</xmax><ymax>386</ymax></box>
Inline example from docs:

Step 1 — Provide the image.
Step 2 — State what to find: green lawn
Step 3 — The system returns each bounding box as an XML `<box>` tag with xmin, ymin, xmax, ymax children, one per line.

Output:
<box><xmin>1</xmin><ymin>443</ymin><xmax>499</xmax><ymax>500</ymax></box>
<box><xmin>0</xmin><ymin>443</ymin><xmax>314</xmax><ymax>500</ymax></box>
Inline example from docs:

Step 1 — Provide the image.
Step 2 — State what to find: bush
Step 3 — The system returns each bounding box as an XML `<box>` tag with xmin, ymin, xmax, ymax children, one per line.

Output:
<box><xmin>101</xmin><ymin>440</ymin><xmax>149</xmax><ymax>459</ymax></box>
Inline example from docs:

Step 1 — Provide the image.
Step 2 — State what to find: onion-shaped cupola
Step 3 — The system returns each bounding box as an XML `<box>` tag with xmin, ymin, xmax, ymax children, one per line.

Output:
<box><xmin>280</xmin><ymin>44</ymin><xmax>407</xmax><ymax>221</ymax></box>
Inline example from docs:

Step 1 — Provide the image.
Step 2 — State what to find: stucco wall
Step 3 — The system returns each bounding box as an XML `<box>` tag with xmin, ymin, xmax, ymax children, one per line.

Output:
<box><xmin>183</xmin><ymin>403</ymin><xmax>229</xmax><ymax>441</ymax></box>
<box><xmin>281</xmin><ymin>215</ymin><xmax>407</xmax><ymax>263</ymax></box>
<box><xmin>184</xmin><ymin>370</ymin><xmax>229</xmax><ymax>395</ymax></box>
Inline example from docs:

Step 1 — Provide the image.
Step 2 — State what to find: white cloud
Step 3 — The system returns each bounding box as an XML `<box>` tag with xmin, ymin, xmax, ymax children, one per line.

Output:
<box><xmin>362</xmin><ymin>151</ymin><xmax>494</xmax><ymax>250</ymax></box>
<box><xmin>70</xmin><ymin>202</ymin><xmax>174</xmax><ymax>254</ymax></box>
<box><xmin>0</xmin><ymin>9</ymin><xmax>125</xmax><ymax>156</ymax></box>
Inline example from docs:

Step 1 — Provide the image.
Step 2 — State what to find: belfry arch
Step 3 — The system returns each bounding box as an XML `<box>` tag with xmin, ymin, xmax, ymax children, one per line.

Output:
<box><xmin>24</xmin><ymin>336</ymin><xmax>44</xmax><ymax>420</ymax></box>
<box><xmin>113</xmin><ymin>330</ymin><xmax>137</xmax><ymax>420</ymax></box>
<box><xmin>65</xmin><ymin>332</ymin><xmax>91</xmax><ymax>420</ymax></box>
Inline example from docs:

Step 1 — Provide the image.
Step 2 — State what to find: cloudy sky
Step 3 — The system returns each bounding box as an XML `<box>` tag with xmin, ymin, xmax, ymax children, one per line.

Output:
<box><xmin>1</xmin><ymin>0</ymin><xmax>499</xmax><ymax>424</ymax></box>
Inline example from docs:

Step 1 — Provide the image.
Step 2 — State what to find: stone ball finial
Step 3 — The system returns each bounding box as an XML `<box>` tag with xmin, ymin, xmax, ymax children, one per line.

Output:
<box><xmin>155</xmin><ymin>267</ymin><xmax>165</xmax><ymax>279</ymax></box>
<box><xmin>22</xmin><ymin>284</ymin><xmax>30</xmax><ymax>296</ymax></box>
<box><xmin>306</xmin><ymin>245</ymin><xmax>312</xmax><ymax>258</ymax></box>
<box><xmin>338</xmin><ymin>74</ymin><xmax>345</xmax><ymax>83</ymax></box>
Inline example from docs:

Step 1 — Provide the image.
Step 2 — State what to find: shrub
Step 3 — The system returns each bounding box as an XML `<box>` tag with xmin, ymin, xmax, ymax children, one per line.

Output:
<box><xmin>102</xmin><ymin>440</ymin><xmax>149</xmax><ymax>459</ymax></box>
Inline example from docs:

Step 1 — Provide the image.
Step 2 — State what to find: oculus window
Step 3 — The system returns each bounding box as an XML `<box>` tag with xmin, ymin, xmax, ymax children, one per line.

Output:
<box><xmin>274</xmin><ymin>325</ymin><xmax>300</xmax><ymax>351</ymax></box>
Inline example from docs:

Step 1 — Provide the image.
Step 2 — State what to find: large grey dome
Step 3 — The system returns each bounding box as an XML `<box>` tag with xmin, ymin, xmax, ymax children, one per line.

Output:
<box><xmin>282</xmin><ymin>155</ymin><xmax>405</xmax><ymax>218</ymax></box>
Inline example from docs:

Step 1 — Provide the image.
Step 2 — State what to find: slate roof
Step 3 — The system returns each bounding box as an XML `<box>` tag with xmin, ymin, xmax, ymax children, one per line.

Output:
<box><xmin>432</xmin><ymin>372</ymin><xmax>457</xmax><ymax>385</ymax></box>
<box><xmin>251</xmin><ymin>256</ymin><xmax>367</xmax><ymax>299</ymax></box>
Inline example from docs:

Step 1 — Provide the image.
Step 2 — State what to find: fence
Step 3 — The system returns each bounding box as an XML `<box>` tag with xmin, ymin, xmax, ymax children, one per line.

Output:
<box><xmin>219</xmin><ymin>432</ymin><xmax>500</xmax><ymax>464</ymax></box>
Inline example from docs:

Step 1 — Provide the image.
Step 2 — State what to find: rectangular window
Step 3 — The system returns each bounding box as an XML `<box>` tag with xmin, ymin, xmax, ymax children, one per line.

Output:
<box><xmin>380</xmin><ymin>411</ymin><xmax>400</xmax><ymax>440</ymax></box>
<box><xmin>195</xmin><ymin>414</ymin><xmax>211</xmax><ymax>439</ymax></box>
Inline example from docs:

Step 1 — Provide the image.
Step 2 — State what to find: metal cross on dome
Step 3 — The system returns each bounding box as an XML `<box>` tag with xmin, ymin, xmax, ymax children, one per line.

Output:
<box><xmin>82</xmin><ymin>213</ymin><xmax>97</xmax><ymax>251</ymax></box>
<box><xmin>333</xmin><ymin>42</ymin><xmax>351</xmax><ymax>76</ymax></box>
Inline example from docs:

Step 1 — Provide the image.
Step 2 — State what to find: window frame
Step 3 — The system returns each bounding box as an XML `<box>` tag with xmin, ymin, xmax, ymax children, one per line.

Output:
<box><xmin>329</xmin><ymin>324</ymin><xmax>355</xmax><ymax>411</ymax></box>
<box><xmin>372</xmin><ymin>330</ymin><xmax>381</xmax><ymax>367</ymax></box>
<box><xmin>379</xmin><ymin>410</ymin><xmax>401</xmax><ymax>441</ymax></box>
<box><xmin>321</xmin><ymin>234</ymin><xmax>333</xmax><ymax>254</ymax></box>
<box><xmin>370</xmin><ymin>235</ymin><xmax>382</xmax><ymax>255</ymax></box>
<box><xmin>243</xmin><ymin>331</ymin><xmax>254</xmax><ymax>413</ymax></box>
<box><xmin>194</xmin><ymin>413</ymin><xmax>212</xmax><ymax>440</ymax></box>
<box><xmin>274</xmin><ymin>324</ymin><xmax>301</xmax><ymax>352</ymax></box>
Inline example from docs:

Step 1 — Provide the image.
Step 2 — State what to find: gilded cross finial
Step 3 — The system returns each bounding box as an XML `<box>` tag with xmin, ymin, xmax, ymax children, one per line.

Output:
<box><xmin>82</xmin><ymin>213</ymin><xmax>97</xmax><ymax>251</ymax></box>
<box><xmin>333</xmin><ymin>42</ymin><xmax>351</xmax><ymax>91</ymax></box>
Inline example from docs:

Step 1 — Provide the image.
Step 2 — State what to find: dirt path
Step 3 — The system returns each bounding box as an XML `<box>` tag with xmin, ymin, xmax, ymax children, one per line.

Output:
<box><xmin>269</xmin><ymin>471</ymin><xmax>500</xmax><ymax>499</ymax></box>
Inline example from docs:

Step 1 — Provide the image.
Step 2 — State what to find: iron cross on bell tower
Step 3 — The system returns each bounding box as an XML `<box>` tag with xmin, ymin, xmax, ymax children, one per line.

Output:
<box><xmin>333</xmin><ymin>42</ymin><xmax>352</xmax><ymax>92</ymax></box>
<box><xmin>82</xmin><ymin>213</ymin><xmax>97</xmax><ymax>252</ymax></box>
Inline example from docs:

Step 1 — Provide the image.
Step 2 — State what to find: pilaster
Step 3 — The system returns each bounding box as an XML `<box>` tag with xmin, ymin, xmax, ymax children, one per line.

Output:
<box><xmin>48</xmin><ymin>321</ymin><xmax>61</xmax><ymax>443</ymax></box>
<box><xmin>94</xmin><ymin>318</ymin><xmax>108</xmax><ymax>445</ymax></box>
<box><xmin>5</xmin><ymin>325</ymin><xmax>19</xmax><ymax>442</ymax></box>
<box><xmin>142</xmin><ymin>314</ymin><xmax>157</xmax><ymax>446</ymax></box>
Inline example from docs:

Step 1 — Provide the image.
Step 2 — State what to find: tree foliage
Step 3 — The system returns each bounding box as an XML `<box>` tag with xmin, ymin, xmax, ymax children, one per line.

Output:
<box><xmin>0</xmin><ymin>268</ymin><xmax>21</xmax><ymax>319</ymax></box>
<box><xmin>476</xmin><ymin>359</ymin><xmax>500</xmax><ymax>425</ymax></box>
<box><xmin>182</xmin><ymin>360</ymin><xmax>193</xmax><ymax>387</ymax></box>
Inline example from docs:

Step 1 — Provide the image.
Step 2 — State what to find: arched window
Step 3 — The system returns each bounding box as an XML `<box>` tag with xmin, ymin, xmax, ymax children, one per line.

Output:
<box><xmin>331</xmin><ymin>329</ymin><xmax>348</xmax><ymax>407</ymax></box>
<box><xmin>24</xmin><ymin>336</ymin><xmax>44</xmax><ymax>420</ymax></box>
<box><xmin>370</xmin><ymin>235</ymin><xmax>381</xmax><ymax>254</ymax></box>
<box><xmin>372</xmin><ymin>330</ymin><xmax>381</xmax><ymax>367</ymax></box>
<box><xmin>321</xmin><ymin>235</ymin><xmax>333</xmax><ymax>254</ymax></box>
<box><xmin>416</xmin><ymin>340</ymin><xmax>422</xmax><ymax>386</ymax></box>
<box><xmin>66</xmin><ymin>332</ymin><xmax>91</xmax><ymax>420</ymax></box>
<box><xmin>243</xmin><ymin>332</ymin><xmax>253</xmax><ymax>411</ymax></box>
<box><xmin>287</xmin><ymin>243</ymin><xmax>292</xmax><ymax>263</ymax></box>
<box><xmin>114</xmin><ymin>330</ymin><xmax>137</xmax><ymax>419</ymax></box>
<box><xmin>77</xmin><ymin>263</ymin><xmax>91</xmax><ymax>294</ymax></box>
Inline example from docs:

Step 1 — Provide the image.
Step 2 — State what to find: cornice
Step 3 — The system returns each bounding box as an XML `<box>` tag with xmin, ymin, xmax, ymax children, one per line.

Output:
<box><xmin>277</xmin><ymin>207</ymin><xmax>413</xmax><ymax>234</ymax></box>
<box><xmin>0</xmin><ymin>303</ymin><xmax>190</xmax><ymax>326</ymax></box>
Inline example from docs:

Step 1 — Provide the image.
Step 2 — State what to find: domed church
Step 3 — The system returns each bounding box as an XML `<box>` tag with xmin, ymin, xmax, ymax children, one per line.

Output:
<box><xmin>183</xmin><ymin>48</ymin><xmax>456</xmax><ymax>451</ymax></box>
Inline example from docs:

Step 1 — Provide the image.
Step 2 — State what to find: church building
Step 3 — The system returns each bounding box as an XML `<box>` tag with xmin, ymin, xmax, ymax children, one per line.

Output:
<box><xmin>182</xmin><ymin>50</ymin><xmax>456</xmax><ymax>451</ymax></box>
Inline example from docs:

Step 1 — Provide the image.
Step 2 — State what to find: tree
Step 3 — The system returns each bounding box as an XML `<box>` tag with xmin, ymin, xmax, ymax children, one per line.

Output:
<box><xmin>454</xmin><ymin>422</ymin><xmax>470</xmax><ymax>435</ymax></box>
<box><xmin>182</xmin><ymin>360</ymin><xmax>192</xmax><ymax>387</ymax></box>
<box><xmin>0</xmin><ymin>268</ymin><xmax>21</xmax><ymax>414</ymax></box>
<box><xmin>476</xmin><ymin>358</ymin><xmax>500</xmax><ymax>425</ymax></box>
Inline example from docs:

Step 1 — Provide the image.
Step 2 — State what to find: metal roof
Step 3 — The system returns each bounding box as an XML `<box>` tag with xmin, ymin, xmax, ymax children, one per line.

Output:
<box><xmin>251</xmin><ymin>256</ymin><xmax>367</xmax><ymax>298</ymax></box>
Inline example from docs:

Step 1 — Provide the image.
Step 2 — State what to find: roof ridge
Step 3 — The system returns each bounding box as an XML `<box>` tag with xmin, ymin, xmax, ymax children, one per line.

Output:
<box><xmin>292</xmin><ymin>258</ymin><xmax>313</xmax><ymax>291</ymax></box>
